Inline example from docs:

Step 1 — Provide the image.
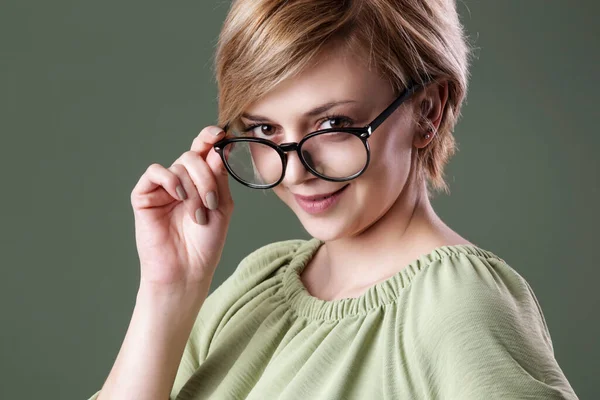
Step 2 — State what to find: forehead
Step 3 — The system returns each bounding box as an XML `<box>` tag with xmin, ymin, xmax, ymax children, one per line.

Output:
<box><xmin>243</xmin><ymin>48</ymin><xmax>393</xmax><ymax>118</ymax></box>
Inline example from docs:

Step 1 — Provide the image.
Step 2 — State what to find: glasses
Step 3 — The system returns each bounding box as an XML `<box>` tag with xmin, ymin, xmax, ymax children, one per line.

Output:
<box><xmin>213</xmin><ymin>76</ymin><xmax>433</xmax><ymax>189</ymax></box>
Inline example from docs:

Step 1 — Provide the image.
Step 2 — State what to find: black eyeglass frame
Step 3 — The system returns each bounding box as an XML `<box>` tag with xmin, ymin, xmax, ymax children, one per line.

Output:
<box><xmin>214</xmin><ymin>75</ymin><xmax>435</xmax><ymax>189</ymax></box>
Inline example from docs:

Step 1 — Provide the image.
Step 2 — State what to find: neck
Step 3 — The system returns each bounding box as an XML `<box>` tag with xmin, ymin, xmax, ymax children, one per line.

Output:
<box><xmin>310</xmin><ymin>172</ymin><xmax>468</xmax><ymax>300</ymax></box>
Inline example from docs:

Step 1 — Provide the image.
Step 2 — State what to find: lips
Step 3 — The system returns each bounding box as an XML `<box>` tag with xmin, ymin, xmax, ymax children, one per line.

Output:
<box><xmin>293</xmin><ymin>184</ymin><xmax>349</xmax><ymax>215</ymax></box>
<box><xmin>293</xmin><ymin>184</ymin><xmax>349</xmax><ymax>201</ymax></box>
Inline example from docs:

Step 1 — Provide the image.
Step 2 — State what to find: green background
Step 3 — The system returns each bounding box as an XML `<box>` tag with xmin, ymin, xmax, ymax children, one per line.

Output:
<box><xmin>1</xmin><ymin>1</ymin><xmax>596</xmax><ymax>398</ymax></box>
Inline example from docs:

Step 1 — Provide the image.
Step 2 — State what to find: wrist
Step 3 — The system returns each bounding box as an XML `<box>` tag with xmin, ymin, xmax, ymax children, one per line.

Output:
<box><xmin>136</xmin><ymin>279</ymin><xmax>211</xmax><ymax>313</ymax></box>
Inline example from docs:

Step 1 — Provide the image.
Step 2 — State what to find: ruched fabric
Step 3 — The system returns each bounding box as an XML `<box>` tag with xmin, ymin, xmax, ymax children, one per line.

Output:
<box><xmin>87</xmin><ymin>238</ymin><xmax>579</xmax><ymax>400</ymax></box>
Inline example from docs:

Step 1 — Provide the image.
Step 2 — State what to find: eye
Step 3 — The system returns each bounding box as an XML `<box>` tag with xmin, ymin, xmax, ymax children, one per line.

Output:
<box><xmin>319</xmin><ymin>115</ymin><xmax>353</xmax><ymax>130</ymax></box>
<box><xmin>243</xmin><ymin>124</ymin><xmax>275</xmax><ymax>138</ymax></box>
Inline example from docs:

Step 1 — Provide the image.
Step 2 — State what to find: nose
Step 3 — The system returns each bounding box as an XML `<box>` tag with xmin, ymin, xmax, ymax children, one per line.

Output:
<box><xmin>281</xmin><ymin>148</ymin><xmax>312</xmax><ymax>187</ymax></box>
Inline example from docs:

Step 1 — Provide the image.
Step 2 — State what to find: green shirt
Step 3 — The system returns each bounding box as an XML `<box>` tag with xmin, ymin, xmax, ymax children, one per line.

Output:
<box><xmin>88</xmin><ymin>238</ymin><xmax>578</xmax><ymax>399</ymax></box>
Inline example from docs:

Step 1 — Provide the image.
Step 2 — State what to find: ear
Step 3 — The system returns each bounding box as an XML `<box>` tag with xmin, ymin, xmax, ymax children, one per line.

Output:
<box><xmin>412</xmin><ymin>80</ymin><xmax>449</xmax><ymax>149</ymax></box>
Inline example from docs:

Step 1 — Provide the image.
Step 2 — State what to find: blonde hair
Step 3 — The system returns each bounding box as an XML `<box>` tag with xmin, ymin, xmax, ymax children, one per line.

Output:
<box><xmin>214</xmin><ymin>0</ymin><xmax>476</xmax><ymax>197</ymax></box>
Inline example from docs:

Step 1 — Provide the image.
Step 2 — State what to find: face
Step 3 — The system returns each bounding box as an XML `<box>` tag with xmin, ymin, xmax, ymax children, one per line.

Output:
<box><xmin>239</xmin><ymin>48</ymin><xmax>421</xmax><ymax>241</ymax></box>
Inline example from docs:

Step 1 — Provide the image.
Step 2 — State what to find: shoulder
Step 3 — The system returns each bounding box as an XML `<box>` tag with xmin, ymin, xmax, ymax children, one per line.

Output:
<box><xmin>413</xmin><ymin>245</ymin><xmax>540</xmax><ymax>308</ymax></box>
<box><xmin>231</xmin><ymin>238</ymin><xmax>317</xmax><ymax>283</ymax></box>
<box><xmin>181</xmin><ymin>238</ymin><xmax>317</xmax><ymax>356</ymax></box>
<box><xmin>415</xmin><ymin>244</ymin><xmax>525</xmax><ymax>289</ymax></box>
<box><xmin>407</xmin><ymin>246</ymin><xmax>578</xmax><ymax>398</ymax></box>
<box><xmin>412</xmin><ymin>245</ymin><xmax>550</xmax><ymax>343</ymax></box>
<box><xmin>201</xmin><ymin>238</ymin><xmax>318</xmax><ymax>311</ymax></box>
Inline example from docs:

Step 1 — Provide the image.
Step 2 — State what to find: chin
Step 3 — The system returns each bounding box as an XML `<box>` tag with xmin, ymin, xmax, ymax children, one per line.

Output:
<box><xmin>302</xmin><ymin>224</ymin><xmax>342</xmax><ymax>242</ymax></box>
<box><xmin>292</xmin><ymin>208</ymin><xmax>354</xmax><ymax>242</ymax></box>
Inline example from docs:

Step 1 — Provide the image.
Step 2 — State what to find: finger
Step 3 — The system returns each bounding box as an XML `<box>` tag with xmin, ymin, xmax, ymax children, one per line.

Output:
<box><xmin>131</xmin><ymin>163</ymin><xmax>184</xmax><ymax>208</ymax></box>
<box><xmin>169</xmin><ymin>163</ymin><xmax>207</xmax><ymax>225</ymax></box>
<box><xmin>206</xmin><ymin>147</ymin><xmax>233</xmax><ymax>210</ymax></box>
<box><xmin>178</xmin><ymin>151</ymin><xmax>220</xmax><ymax>212</ymax></box>
<box><xmin>190</xmin><ymin>125</ymin><xmax>226</xmax><ymax>159</ymax></box>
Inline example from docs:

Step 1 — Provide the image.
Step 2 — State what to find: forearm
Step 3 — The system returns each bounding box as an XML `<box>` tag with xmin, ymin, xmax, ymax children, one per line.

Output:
<box><xmin>97</xmin><ymin>280</ymin><xmax>211</xmax><ymax>400</ymax></box>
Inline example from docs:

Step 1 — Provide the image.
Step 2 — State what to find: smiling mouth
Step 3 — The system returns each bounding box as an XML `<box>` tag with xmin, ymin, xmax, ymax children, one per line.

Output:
<box><xmin>293</xmin><ymin>184</ymin><xmax>349</xmax><ymax>201</ymax></box>
<box><xmin>317</xmin><ymin>185</ymin><xmax>348</xmax><ymax>200</ymax></box>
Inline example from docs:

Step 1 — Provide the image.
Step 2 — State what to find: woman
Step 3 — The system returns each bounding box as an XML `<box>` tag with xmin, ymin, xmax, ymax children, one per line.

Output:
<box><xmin>89</xmin><ymin>0</ymin><xmax>578</xmax><ymax>399</ymax></box>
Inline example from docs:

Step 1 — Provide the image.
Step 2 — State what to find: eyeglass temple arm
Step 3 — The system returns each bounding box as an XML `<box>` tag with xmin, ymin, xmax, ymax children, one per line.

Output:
<box><xmin>367</xmin><ymin>76</ymin><xmax>433</xmax><ymax>133</ymax></box>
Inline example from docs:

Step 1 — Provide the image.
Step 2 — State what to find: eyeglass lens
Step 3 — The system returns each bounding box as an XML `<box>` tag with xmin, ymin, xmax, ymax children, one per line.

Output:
<box><xmin>222</xmin><ymin>131</ymin><xmax>367</xmax><ymax>186</ymax></box>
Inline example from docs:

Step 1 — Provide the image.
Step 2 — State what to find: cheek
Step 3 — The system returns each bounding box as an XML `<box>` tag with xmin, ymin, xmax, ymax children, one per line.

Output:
<box><xmin>368</xmin><ymin>128</ymin><xmax>412</xmax><ymax>176</ymax></box>
<box><xmin>272</xmin><ymin>187</ymin><xmax>299</xmax><ymax>212</ymax></box>
<box><xmin>272</xmin><ymin>187</ymin><xmax>287</xmax><ymax>203</ymax></box>
<box><xmin>354</xmin><ymin>136</ymin><xmax>412</xmax><ymax>212</ymax></box>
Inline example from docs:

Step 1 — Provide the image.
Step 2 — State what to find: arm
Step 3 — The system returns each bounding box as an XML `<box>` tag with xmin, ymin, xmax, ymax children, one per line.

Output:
<box><xmin>94</xmin><ymin>280</ymin><xmax>211</xmax><ymax>400</ymax></box>
<box><xmin>87</xmin><ymin>240</ymin><xmax>308</xmax><ymax>400</ymax></box>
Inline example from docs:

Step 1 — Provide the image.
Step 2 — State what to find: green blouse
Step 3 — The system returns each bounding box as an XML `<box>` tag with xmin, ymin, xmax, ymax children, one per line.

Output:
<box><xmin>88</xmin><ymin>238</ymin><xmax>578</xmax><ymax>399</ymax></box>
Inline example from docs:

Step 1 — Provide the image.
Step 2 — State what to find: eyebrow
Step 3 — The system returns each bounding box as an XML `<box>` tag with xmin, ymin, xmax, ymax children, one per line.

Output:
<box><xmin>241</xmin><ymin>100</ymin><xmax>358</xmax><ymax>122</ymax></box>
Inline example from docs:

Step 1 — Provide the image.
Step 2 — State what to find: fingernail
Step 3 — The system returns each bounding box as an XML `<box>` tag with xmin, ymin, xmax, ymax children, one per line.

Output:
<box><xmin>195</xmin><ymin>208</ymin><xmax>206</xmax><ymax>225</ymax></box>
<box><xmin>208</xmin><ymin>126</ymin><xmax>224</xmax><ymax>136</ymax></box>
<box><xmin>176</xmin><ymin>185</ymin><xmax>187</xmax><ymax>200</ymax></box>
<box><xmin>206</xmin><ymin>191</ymin><xmax>218</xmax><ymax>210</ymax></box>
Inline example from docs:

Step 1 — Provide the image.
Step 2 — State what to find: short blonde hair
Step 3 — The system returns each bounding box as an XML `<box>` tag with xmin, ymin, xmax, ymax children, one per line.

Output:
<box><xmin>214</xmin><ymin>0</ymin><xmax>475</xmax><ymax>197</ymax></box>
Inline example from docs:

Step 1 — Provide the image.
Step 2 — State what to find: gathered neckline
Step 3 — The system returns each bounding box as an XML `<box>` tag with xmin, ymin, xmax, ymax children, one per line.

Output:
<box><xmin>281</xmin><ymin>237</ymin><xmax>505</xmax><ymax>321</ymax></box>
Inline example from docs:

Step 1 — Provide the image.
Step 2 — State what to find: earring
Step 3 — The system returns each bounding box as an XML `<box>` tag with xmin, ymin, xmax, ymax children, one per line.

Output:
<box><xmin>424</xmin><ymin>128</ymin><xmax>433</xmax><ymax>140</ymax></box>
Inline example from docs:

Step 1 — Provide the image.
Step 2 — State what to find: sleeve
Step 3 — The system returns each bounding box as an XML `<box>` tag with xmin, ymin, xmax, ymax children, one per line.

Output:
<box><xmin>413</xmin><ymin>253</ymin><xmax>579</xmax><ymax>399</ymax></box>
<box><xmin>169</xmin><ymin>239</ymin><xmax>306</xmax><ymax>399</ymax></box>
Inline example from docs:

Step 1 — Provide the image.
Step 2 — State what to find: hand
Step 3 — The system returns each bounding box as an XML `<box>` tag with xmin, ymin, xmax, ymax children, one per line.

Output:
<box><xmin>130</xmin><ymin>126</ymin><xmax>234</xmax><ymax>287</ymax></box>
